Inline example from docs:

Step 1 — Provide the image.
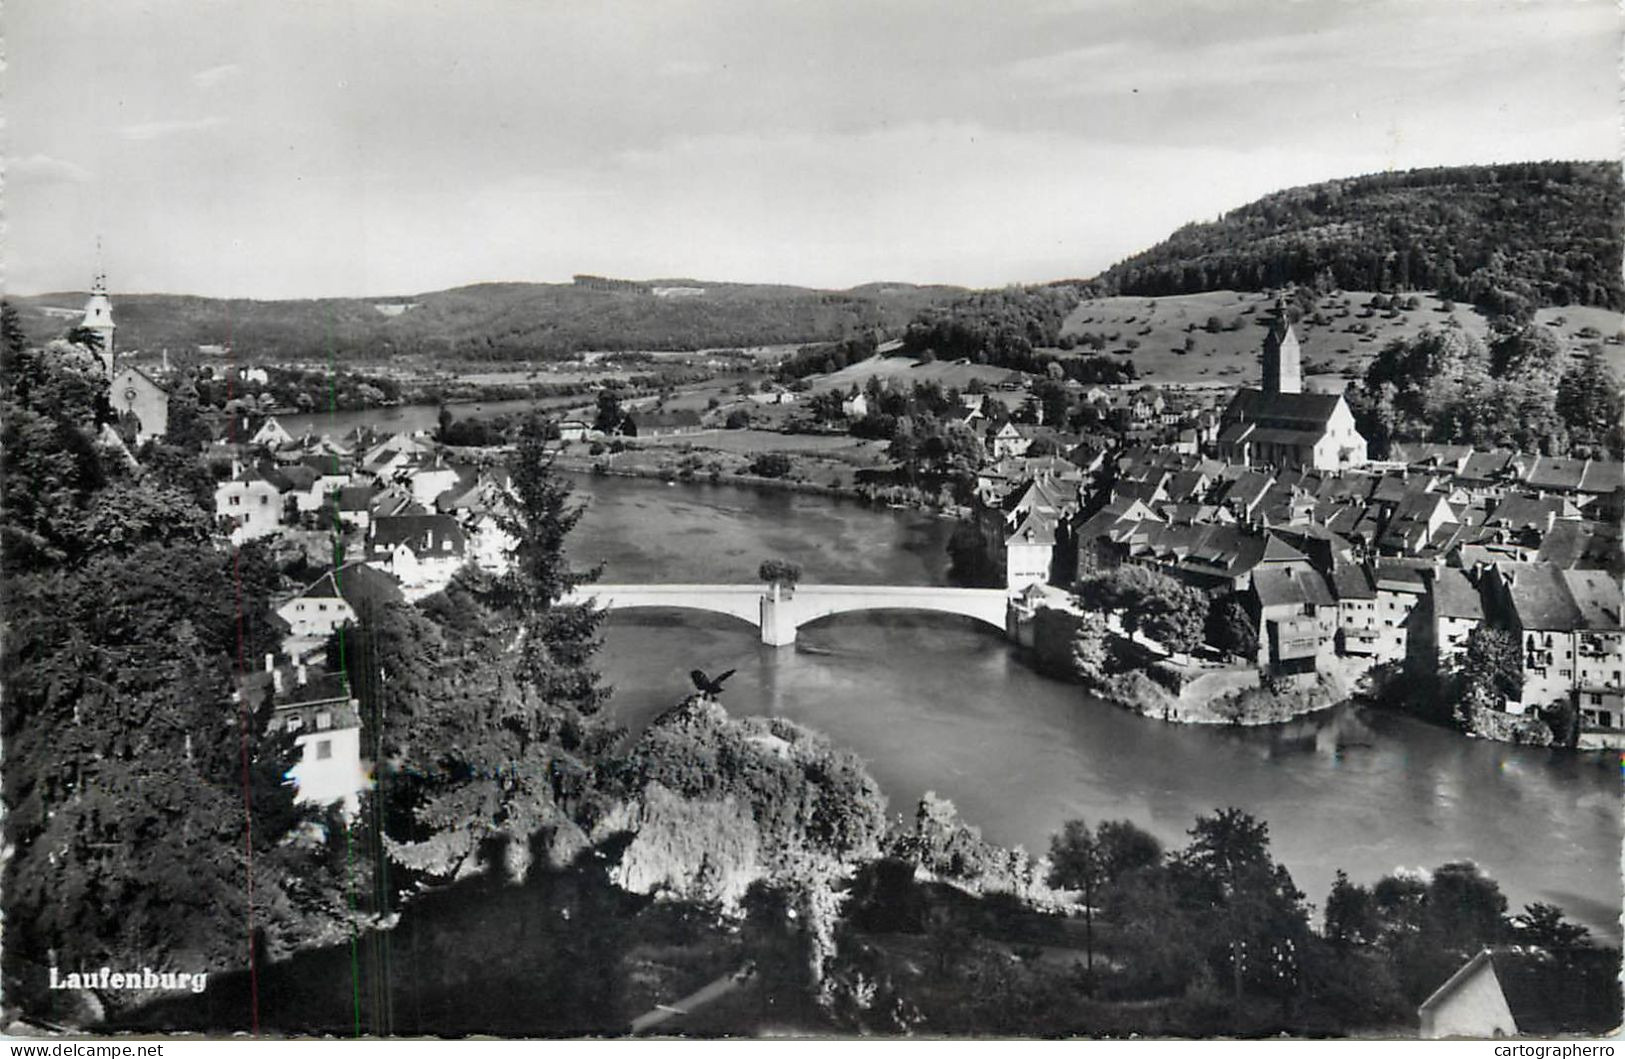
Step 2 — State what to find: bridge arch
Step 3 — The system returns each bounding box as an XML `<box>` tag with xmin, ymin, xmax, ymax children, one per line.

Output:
<box><xmin>571</xmin><ymin>583</ymin><xmax>1012</xmax><ymax>647</ymax></box>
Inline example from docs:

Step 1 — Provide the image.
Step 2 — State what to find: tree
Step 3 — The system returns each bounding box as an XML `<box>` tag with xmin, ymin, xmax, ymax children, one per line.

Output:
<box><xmin>1206</xmin><ymin>596</ymin><xmax>1259</xmax><ymax>660</ymax></box>
<box><xmin>1175</xmin><ymin>808</ymin><xmax>1309</xmax><ymax>1003</ymax></box>
<box><xmin>758</xmin><ymin>558</ymin><xmax>803</xmax><ymax>590</ymax></box>
<box><xmin>1556</xmin><ymin>354</ymin><xmax>1624</xmax><ymax>458</ymax></box>
<box><xmin>64</xmin><ymin>325</ymin><xmax>105</xmax><ymax>353</ymax></box>
<box><xmin>1067</xmin><ymin>610</ymin><xmax>1111</xmax><ymax>683</ymax></box>
<box><xmin>724</xmin><ymin>408</ymin><xmax>751</xmax><ymax>430</ymax></box>
<box><xmin>1513</xmin><ymin>902</ymin><xmax>1590</xmax><ymax>954</ymax></box>
<box><xmin>750</xmin><ymin>452</ymin><xmax>792</xmax><ymax>478</ymax></box>
<box><xmin>1046</xmin><ymin>819</ymin><xmax>1162</xmax><ymax>984</ymax></box>
<box><xmin>1324</xmin><ymin>869</ymin><xmax>1381</xmax><ymax>948</ymax></box>
<box><xmin>374</xmin><ymin>417</ymin><xmax>615</xmax><ymax>882</ymax></box>
<box><xmin>1456</xmin><ymin>625</ymin><xmax>1521</xmax><ymax>727</ymax></box>
<box><xmin>594</xmin><ymin>389</ymin><xmax>624</xmax><ymax>434</ymax></box>
<box><xmin>1141</xmin><ymin>581</ymin><xmax>1208</xmax><ymax>658</ymax></box>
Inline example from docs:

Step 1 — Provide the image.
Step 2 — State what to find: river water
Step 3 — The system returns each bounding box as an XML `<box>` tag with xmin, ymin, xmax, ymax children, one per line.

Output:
<box><xmin>566</xmin><ymin>474</ymin><xmax>1623</xmax><ymax>939</ymax></box>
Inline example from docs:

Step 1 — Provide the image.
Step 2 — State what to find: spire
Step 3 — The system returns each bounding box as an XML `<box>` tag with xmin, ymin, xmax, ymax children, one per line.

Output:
<box><xmin>80</xmin><ymin>247</ymin><xmax>116</xmax><ymax>374</ymax></box>
<box><xmin>1261</xmin><ymin>295</ymin><xmax>1302</xmax><ymax>394</ymax></box>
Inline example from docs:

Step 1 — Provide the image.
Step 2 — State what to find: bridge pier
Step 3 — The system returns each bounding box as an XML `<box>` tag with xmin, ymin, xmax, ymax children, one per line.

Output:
<box><xmin>759</xmin><ymin>584</ymin><xmax>797</xmax><ymax>646</ymax></box>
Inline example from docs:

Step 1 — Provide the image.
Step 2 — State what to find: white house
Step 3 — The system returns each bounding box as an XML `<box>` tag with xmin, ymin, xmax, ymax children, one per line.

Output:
<box><xmin>215</xmin><ymin>461</ymin><xmax>288</xmax><ymax>543</ymax></box>
<box><xmin>242</xmin><ymin>661</ymin><xmax>368</xmax><ymax>816</ymax></box>
<box><xmin>841</xmin><ymin>392</ymin><xmax>869</xmax><ymax>419</ymax></box>
<box><xmin>365</xmin><ymin>513</ymin><xmax>468</xmax><ymax>601</ymax></box>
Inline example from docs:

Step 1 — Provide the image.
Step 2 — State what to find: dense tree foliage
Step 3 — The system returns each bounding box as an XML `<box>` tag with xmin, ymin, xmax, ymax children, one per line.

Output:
<box><xmin>1095</xmin><ymin>162</ymin><xmax>1624</xmax><ymax>315</ymax></box>
<box><xmin>899</xmin><ymin>286</ymin><xmax>1081</xmax><ymax>371</ymax></box>
<box><xmin>1345</xmin><ymin>323</ymin><xmax>1623</xmax><ymax>458</ymax></box>
<box><xmin>1</xmin><ymin>302</ymin><xmax>342</xmax><ymax>1021</ymax></box>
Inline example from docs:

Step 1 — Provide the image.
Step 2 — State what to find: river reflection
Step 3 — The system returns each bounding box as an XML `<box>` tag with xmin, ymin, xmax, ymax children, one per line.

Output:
<box><xmin>566</xmin><ymin>476</ymin><xmax>1623</xmax><ymax>937</ymax></box>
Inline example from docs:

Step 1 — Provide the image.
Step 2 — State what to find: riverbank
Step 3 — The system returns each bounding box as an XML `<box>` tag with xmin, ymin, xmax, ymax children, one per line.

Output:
<box><xmin>548</xmin><ymin>440</ymin><xmax>962</xmax><ymax>516</ymax></box>
<box><xmin>1021</xmin><ymin>603</ymin><xmax>1368</xmax><ymax>727</ymax></box>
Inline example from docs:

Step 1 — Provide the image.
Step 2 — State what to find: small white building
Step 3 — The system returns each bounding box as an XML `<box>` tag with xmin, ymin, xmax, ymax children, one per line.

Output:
<box><xmin>1417</xmin><ymin>950</ymin><xmax>1518</xmax><ymax>1039</ymax></box>
<box><xmin>1004</xmin><ymin>512</ymin><xmax>1055</xmax><ymax>593</ymax></box>
<box><xmin>252</xmin><ymin>416</ymin><xmax>297</xmax><ymax>449</ymax></box>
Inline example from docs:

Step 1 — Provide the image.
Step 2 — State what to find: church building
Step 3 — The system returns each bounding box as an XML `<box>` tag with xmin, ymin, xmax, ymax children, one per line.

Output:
<box><xmin>80</xmin><ymin>270</ymin><xmax>172</xmax><ymax>442</ymax></box>
<box><xmin>1217</xmin><ymin>300</ymin><xmax>1367</xmax><ymax>472</ymax></box>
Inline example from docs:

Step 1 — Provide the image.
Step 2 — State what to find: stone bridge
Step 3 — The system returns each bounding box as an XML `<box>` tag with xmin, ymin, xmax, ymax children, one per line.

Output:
<box><xmin>566</xmin><ymin>582</ymin><xmax>1012</xmax><ymax>646</ymax></box>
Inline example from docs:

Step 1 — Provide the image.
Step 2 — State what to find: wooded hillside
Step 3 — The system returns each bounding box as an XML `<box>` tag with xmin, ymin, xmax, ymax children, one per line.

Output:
<box><xmin>1092</xmin><ymin>161</ymin><xmax>1623</xmax><ymax>317</ymax></box>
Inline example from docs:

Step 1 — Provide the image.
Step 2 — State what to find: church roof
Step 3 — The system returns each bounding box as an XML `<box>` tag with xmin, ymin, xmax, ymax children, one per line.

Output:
<box><xmin>1221</xmin><ymin>388</ymin><xmax>1343</xmax><ymax>429</ymax></box>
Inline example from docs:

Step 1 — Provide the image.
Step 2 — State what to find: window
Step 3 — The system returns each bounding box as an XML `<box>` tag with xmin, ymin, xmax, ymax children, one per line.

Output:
<box><xmin>286</xmin><ymin>716</ymin><xmax>302</xmax><ymax>733</ymax></box>
<box><xmin>316</xmin><ymin>739</ymin><xmax>332</xmax><ymax>760</ymax></box>
<box><xmin>1560</xmin><ymin>669</ymin><xmax>1571</xmax><ymax>679</ymax></box>
<box><xmin>260</xmin><ymin>495</ymin><xmax>268</xmax><ymax>505</ymax></box>
<box><xmin>1591</xmin><ymin>693</ymin><xmax>1603</xmax><ymax>706</ymax></box>
<box><xmin>316</xmin><ymin>711</ymin><xmax>332</xmax><ymax>730</ymax></box>
<box><xmin>230</xmin><ymin>496</ymin><xmax>241</xmax><ymax>507</ymax></box>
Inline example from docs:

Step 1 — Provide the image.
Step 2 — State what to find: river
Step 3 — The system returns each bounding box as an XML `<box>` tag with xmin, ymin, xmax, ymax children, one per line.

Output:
<box><xmin>565</xmin><ymin>474</ymin><xmax>1624</xmax><ymax>939</ymax></box>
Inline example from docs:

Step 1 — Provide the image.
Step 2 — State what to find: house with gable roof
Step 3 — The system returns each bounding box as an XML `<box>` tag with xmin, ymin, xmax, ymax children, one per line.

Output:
<box><xmin>365</xmin><ymin>513</ymin><xmax>469</xmax><ymax>600</ymax></box>
<box><xmin>215</xmin><ymin>459</ymin><xmax>290</xmax><ymax>543</ymax></box>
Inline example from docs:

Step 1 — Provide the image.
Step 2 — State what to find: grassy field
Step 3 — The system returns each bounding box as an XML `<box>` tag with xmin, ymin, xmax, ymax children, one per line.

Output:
<box><xmin>809</xmin><ymin>354</ymin><xmax>1027</xmax><ymax>394</ymax></box>
<box><xmin>1058</xmin><ymin>289</ymin><xmax>1624</xmax><ymax>387</ymax></box>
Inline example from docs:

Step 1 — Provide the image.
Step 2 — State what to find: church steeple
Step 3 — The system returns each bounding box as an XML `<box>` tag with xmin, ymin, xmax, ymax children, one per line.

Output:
<box><xmin>80</xmin><ymin>265</ymin><xmax>116</xmax><ymax>376</ymax></box>
<box><xmin>1261</xmin><ymin>295</ymin><xmax>1301</xmax><ymax>394</ymax></box>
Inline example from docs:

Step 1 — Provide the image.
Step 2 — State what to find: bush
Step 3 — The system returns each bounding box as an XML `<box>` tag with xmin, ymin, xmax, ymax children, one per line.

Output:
<box><xmin>750</xmin><ymin>453</ymin><xmax>792</xmax><ymax>478</ymax></box>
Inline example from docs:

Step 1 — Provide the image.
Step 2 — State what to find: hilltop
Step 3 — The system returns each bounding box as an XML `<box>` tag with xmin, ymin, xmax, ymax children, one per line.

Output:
<box><xmin>13</xmin><ymin>278</ymin><xmax>964</xmax><ymax>365</ymax></box>
<box><xmin>1091</xmin><ymin>161</ymin><xmax>1624</xmax><ymax>317</ymax></box>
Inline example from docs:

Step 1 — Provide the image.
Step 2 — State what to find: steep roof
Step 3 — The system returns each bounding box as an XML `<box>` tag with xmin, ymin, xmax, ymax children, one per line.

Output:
<box><xmin>1221</xmin><ymin>387</ymin><xmax>1344</xmax><ymax>429</ymax></box>
<box><xmin>1498</xmin><ymin>562</ymin><xmax>1584</xmax><ymax>631</ymax></box>
<box><xmin>1417</xmin><ymin>950</ymin><xmax>1515</xmax><ymax>1030</ymax></box>
<box><xmin>1330</xmin><ymin>559</ymin><xmax>1377</xmax><ymax>601</ymax></box>
<box><xmin>1252</xmin><ymin>565</ymin><xmax>1336</xmax><ymax>609</ymax></box>
<box><xmin>1431</xmin><ymin>568</ymin><xmax>1483</xmax><ymax>620</ymax></box>
<box><xmin>368</xmin><ymin>513</ymin><xmax>467</xmax><ymax>557</ymax></box>
<box><xmin>1561</xmin><ymin>569</ymin><xmax>1624</xmax><ymax>632</ymax></box>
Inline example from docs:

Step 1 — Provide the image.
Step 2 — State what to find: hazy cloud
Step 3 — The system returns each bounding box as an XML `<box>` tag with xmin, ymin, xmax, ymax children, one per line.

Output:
<box><xmin>119</xmin><ymin>117</ymin><xmax>225</xmax><ymax>141</ymax></box>
<box><xmin>8</xmin><ymin>153</ymin><xmax>93</xmax><ymax>186</ymax></box>
<box><xmin>191</xmin><ymin>63</ymin><xmax>240</xmax><ymax>89</ymax></box>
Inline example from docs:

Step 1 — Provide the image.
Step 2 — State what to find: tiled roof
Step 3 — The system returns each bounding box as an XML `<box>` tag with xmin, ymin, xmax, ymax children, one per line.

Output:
<box><xmin>1253</xmin><ymin>565</ymin><xmax>1335</xmax><ymax>609</ymax></box>
<box><xmin>1431</xmin><ymin>568</ymin><xmax>1483</xmax><ymax>620</ymax></box>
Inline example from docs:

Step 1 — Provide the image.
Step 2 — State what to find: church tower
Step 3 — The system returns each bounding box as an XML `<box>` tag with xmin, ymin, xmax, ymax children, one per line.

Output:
<box><xmin>1261</xmin><ymin>296</ymin><xmax>1301</xmax><ymax>394</ymax></box>
<box><xmin>80</xmin><ymin>269</ymin><xmax>117</xmax><ymax>376</ymax></box>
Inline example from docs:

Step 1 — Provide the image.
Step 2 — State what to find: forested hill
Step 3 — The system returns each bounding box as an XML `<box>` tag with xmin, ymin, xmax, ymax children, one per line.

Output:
<box><xmin>14</xmin><ymin>278</ymin><xmax>963</xmax><ymax>363</ymax></box>
<box><xmin>1091</xmin><ymin>161</ymin><xmax>1624</xmax><ymax>316</ymax></box>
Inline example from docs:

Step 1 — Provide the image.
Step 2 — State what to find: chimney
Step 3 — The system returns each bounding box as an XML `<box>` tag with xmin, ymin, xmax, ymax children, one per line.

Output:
<box><xmin>296</xmin><ymin>663</ymin><xmax>308</xmax><ymax>687</ymax></box>
<box><xmin>264</xmin><ymin>653</ymin><xmax>275</xmax><ymax>673</ymax></box>
<box><xmin>271</xmin><ymin>668</ymin><xmax>284</xmax><ymax>695</ymax></box>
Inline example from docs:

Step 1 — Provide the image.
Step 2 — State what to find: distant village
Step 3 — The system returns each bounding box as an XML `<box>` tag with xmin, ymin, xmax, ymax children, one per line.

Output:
<box><xmin>65</xmin><ymin>277</ymin><xmax>1625</xmax><ymax>818</ymax></box>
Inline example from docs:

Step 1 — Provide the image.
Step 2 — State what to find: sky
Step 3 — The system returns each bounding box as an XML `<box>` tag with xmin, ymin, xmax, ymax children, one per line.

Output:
<box><xmin>6</xmin><ymin>0</ymin><xmax>1621</xmax><ymax>298</ymax></box>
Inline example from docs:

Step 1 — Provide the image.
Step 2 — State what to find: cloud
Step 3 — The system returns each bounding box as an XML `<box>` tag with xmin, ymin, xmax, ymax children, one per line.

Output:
<box><xmin>657</xmin><ymin>59</ymin><xmax>713</xmax><ymax>77</ymax></box>
<box><xmin>192</xmin><ymin>63</ymin><xmax>240</xmax><ymax>89</ymax></box>
<box><xmin>8</xmin><ymin>153</ymin><xmax>93</xmax><ymax>186</ymax></box>
<box><xmin>120</xmin><ymin>116</ymin><xmax>225</xmax><ymax>141</ymax></box>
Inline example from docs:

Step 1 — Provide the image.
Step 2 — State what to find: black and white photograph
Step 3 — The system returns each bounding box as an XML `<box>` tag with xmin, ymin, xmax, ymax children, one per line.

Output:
<box><xmin>3</xmin><ymin>0</ymin><xmax>1623</xmax><ymax>1046</ymax></box>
